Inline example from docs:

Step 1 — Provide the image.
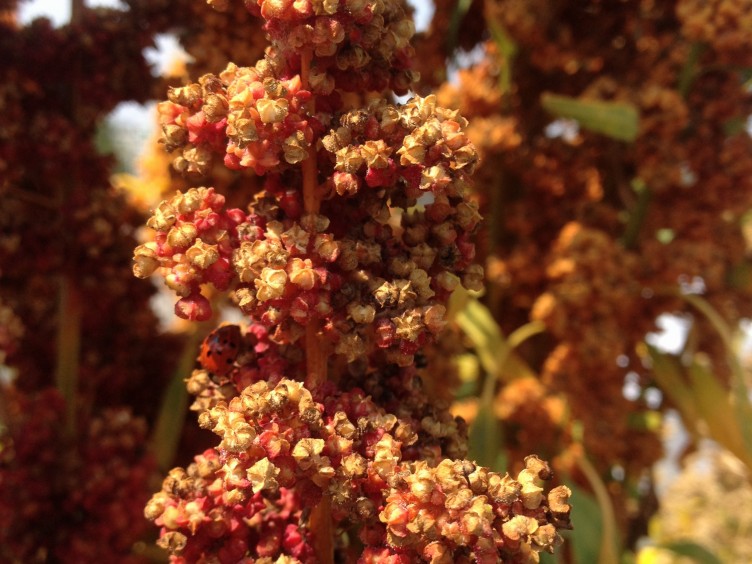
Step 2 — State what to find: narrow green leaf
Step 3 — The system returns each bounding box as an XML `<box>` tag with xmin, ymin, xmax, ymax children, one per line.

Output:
<box><xmin>576</xmin><ymin>456</ymin><xmax>620</xmax><ymax>564</ymax></box>
<box><xmin>456</xmin><ymin>299</ymin><xmax>502</xmax><ymax>378</ymax></box>
<box><xmin>658</xmin><ymin>542</ymin><xmax>722</xmax><ymax>564</ymax></box>
<box><xmin>456</xmin><ymin>298</ymin><xmax>538</xmax><ymax>383</ymax></box>
<box><xmin>150</xmin><ymin>328</ymin><xmax>206</xmax><ymax>471</ymax></box>
<box><xmin>646</xmin><ymin>345</ymin><xmax>698</xmax><ymax>431</ymax></box>
<box><xmin>488</xmin><ymin>20</ymin><xmax>517</xmax><ymax>94</ymax></box>
<box><xmin>627</xmin><ymin>410</ymin><xmax>662</xmax><ymax>432</ymax></box>
<box><xmin>681</xmin><ymin>294</ymin><xmax>752</xmax><ymax>461</ymax></box>
<box><xmin>677</xmin><ymin>42</ymin><xmax>706</xmax><ymax>98</ymax></box>
<box><xmin>541</xmin><ymin>93</ymin><xmax>640</xmax><ymax>142</ymax></box>
<box><xmin>447</xmin><ymin>0</ymin><xmax>473</xmax><ymax>53</ymax></box>
<box><xmin>468</xmin><ymin>406</ymin><xmax>504</xmax><ymax>471</ymax></box>
<box><xmin>562</xmin><ymin>483</ymin><xmax>603</xmax><ymax>564</ymax></box>
<box><xmin>621</xmin><ymin>179</ymin><xmax>651</xmax><ymax>249</ymax></box>
<box><xmin>727</xmin><ymin>261</ymin><xmax>752</xmax><ymax>294</ymax></box>
<box><xmin>687</xmin><ymin>357</ymin><xmax>750</xmax><ymax>465</ymax></box>
<box><xmin>723</xmin><ymin>116</ymin><xmax>748</xmax><ymax>136</ymax></box>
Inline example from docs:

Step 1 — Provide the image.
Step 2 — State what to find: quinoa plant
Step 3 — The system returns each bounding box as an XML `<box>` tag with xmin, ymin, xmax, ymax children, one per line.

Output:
<box><xmin>134</xmin><ymin>0</ymin><xmax>572</xmax><ymax>561</ymax></box>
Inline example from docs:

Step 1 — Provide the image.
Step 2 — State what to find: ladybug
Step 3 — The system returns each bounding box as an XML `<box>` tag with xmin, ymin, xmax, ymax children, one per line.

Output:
<box><xmin>199</xmin><ymin>324</ymin><xmax>242</xmax><ymax>376</ymax></box>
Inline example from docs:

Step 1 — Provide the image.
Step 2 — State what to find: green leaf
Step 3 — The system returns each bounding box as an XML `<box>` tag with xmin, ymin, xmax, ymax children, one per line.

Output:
<box><xmin>447</xmin><ymin>0</ymin><xmax>473</xmax><ymax>53</ymax></box>
<box><xmin>723</xmin><ymin>116</ymin><xmax>748</xmax><ymax>136</ymax></box>
<box><xmin>646</xmin><ymin>345</ymin><xmax>699</xmax><ymax>432</ymax></box>
<box><xmin>563</xmin><ymin>484</ymin><xmax>603</xmax><ymax>564</ymax></box>
<box><xmin>677</xmin><ymin>42</ymin><xmax>706</xmax><ymax>98</ymax></box>
<box><xmin>150</xmin><ymin>328</ymin><xmax>206</xmax><ymax>471</ymax></box>
<box><xmin>658</xmin><ymin>542</ymin><xmax>722</xmax><ymax>564</ymax></box>
<box><xmin>681</xmin><ymin>294</ymin><xmax>752</xmax><ymax>463</ymax></box>
<box><xmin>687</xmin><ymin>356</ymin><xmax>750</xmax><ymax>465</ymax></box>
<box><xmin>575</xmin><ymin>456</ymin><xmax>620</xmax><ymax>564</ymax></box>
<box><xmin>621</xmin><ymin>179</ymin><xmax>652</xmax><ymax>249</ymax></box>
<box><xmin>488</xmin><ymin>20</ymin><xmax>517</xmax><ymax>94</ymax></box>
<box><xmin>456</xmin><ymin>298</ymin><xmax>505</xmax><ymax>379</ymax></box>
<box><xmin>627</xmin><ymin>410</ymin><xmax>662</xmax><ymax>432</ymax></box>
<box><xmin>727</xmin><ymin>260</ymin><xmax>752</xmax><ymax>295</ymax></box>
<box><xmin>456</xmin><ymin>298</ymin><xmax>539</xmax><ymax>383</ymax></box>
<box><xmin>468</xmin><ymin>406</ymin><xmax>504</xmax><ymax>471</ymax></box>
<box><xmin>541</xmin><ymin>93</ymin><xmax>640</xmax><ymax>142</ymax></box>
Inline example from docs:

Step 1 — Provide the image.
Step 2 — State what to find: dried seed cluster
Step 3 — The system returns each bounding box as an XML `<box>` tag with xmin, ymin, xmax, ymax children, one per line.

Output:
<box><xmin>365</xmin><ymin>456</ymin><xmax>571</xmax><ymax>563</ymax></box>
<box><xmin>146</xmin><ymin>378</ymin><xmax>571</xmax><ymax>562</ymax></box>
<box><xmin>0</xmin><ymin>388</ymin><xmax>155</xmax><ymax>563</ymax></box>
<box><xmin>159</xmin><ymin>65</ymin><xmax>317</xmax><ymax>176</ymax></box>
<box><xmin>212</xmin><ymin>0</ymin><xmax>417</xmax><ymax>94</ymax></box>
<box><xmin>145</xmin><ymin>448</ymin><xmax>315</xmax><ymax>563</ymax></box>
<box><xmin>134</xmin><ymin>0</ymin><xmax>573</xmax><ymax>560</ymax></box>
<box><xmin>141</xmin><ymin>94</ymin><xmax>483</xmax><ymax>365</ymax></box>
<box><xmin>421</xmin><ymin>0</ymin><xmax>752</xmax><ymax>517</ymax></box>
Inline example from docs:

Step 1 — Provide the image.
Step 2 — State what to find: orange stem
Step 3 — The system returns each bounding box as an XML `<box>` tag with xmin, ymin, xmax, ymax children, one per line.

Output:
<box><xmin>309</xmin><ymin>496</ymin><xmax>334</xmax><ymax>563</ymax></box>
<box><xmin>300</xmin><ymin>48</ymin><xmax>327</xmax><ymax>389</ymax></box>
<box><xmin>300</xmin><ymin>50</ymin><xmax>333</xmax><ymax>564</ymax></box>
<box><xmin>300</xmin><ymin>50</ymin><xmax>320</xmax><ymax>216</ymax></box>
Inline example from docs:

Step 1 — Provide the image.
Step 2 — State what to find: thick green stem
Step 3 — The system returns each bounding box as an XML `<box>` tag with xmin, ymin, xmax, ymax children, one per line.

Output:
<box><xmin>150</xmin><ymin>327</ymin><xmax>206</xmax><ymax>472</ymax></box>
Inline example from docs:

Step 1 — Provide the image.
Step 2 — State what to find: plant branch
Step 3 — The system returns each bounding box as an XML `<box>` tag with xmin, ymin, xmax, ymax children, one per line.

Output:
<box><xmin>55</xmin><ymin>276</ymin><xmax>82</xmax><ymax>437</ymax></box>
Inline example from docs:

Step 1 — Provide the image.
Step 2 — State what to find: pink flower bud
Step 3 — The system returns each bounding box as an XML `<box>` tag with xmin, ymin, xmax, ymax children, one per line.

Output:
<box><xmin>175</xmin><ymin>292</ymin><xmax>213</xmax><ymax>321</ymax></box>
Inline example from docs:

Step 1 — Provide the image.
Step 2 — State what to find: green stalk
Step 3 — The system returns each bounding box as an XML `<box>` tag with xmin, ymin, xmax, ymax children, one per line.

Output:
<box><xmin>479</xmin><ymin>320</ymin><xmax>546</xmax><ymax>405</ymax></box>
<box><xmin>576</xmin><ymin>455</ymin><xmax>620</xmax><ymax>564</ymax></box>
<box><xmin>621</xmin><ymin>180</ymin><xmax>651</xmax><ymax>250</ymax></box>
<box><xmin>150</xmin><ymin>327</ymin><xmax>206</xmax><ymax>472</ymax></box>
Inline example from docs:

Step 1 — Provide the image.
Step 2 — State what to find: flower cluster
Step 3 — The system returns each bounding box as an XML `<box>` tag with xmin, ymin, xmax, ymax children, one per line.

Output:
<box><xmin>418</xmin><ymin>0</ymin><xmax>752</xmax><ymax>534</ymax></box>
<box><xmin>0</xmin><ymin>388</ymin><xmax>154</xmax><ymax>563</ymax></box>
<box><xmin>212</xmin><ymin>0</ymin><xmax>417</xmax><ymax>94</ymax></box>
<box><xmin>139</xmin><ymin>93</ymin><xmax>483</xmax><ymax>365</ymax></box>
<box><xmin>158</xmin><ymin>66</ymin><xmax>317</xmax><ymax>176</ymax></box>
<box><xmin>146</xmin><ymin>378</ymin><xmax>571</xmax><ymax>562</ymax></box>
<box><xmin>367</xmin><ymin>456</ymin><xmax>571</xmax><ymax>563</ymax></box>
<box><xmin>135</xmin><ymin>0</ymin><xmax>573</xmax><ymax>561</ymax></box>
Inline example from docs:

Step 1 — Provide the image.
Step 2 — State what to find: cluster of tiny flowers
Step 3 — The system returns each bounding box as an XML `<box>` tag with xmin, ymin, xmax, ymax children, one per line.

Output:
<box><xmin>134</xmin><ymin>0</ymin><xmax>573</xmax><ymax>560</ymax></box>
<box><xmin>145</xmin><ymin>378</ymin><xmax>412</xmax><ymax>560</ymax></box>
<box><xmin>364</xmin><ymin>456</ymin><xmax>571</xmax><ymax>563</ymax></box>
<box><xmin>146</xmin><ymin>377</ymin><xmax>571</xmax><ymax>562</ymax></box>
<box><xmin>158</xmin><ymin>65</ymin><xmax>317</xmax><ymax>176</ymax></box>
<box><xmin>210</xmin><ymin>0</ymin><xmax>417</xmax><ymax>94</ymax></box>
<box><xmin>133</xmin><ymin>186</ymin><xmax>241</xmax><ymax>321</ymax></box>
<box><xmin>0</xmin><ymin>388</ymin><xmax>154</xmax><ymax>563</ymax></box>
<box><xmin>145</xmin><ymin>448</ymin><xmax>315</xmax><ymax>563</ymax></box>
<box><xmin>139</xmin><ymin>93</ymin><xmax>483</xmax><ymax>365</ymax></box>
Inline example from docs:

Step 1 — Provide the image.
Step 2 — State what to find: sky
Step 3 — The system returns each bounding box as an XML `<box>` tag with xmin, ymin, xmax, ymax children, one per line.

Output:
<box><xmin>19</xmin><ymin>0</ymin><xmax>434</xmax><ymax>30</ymax></box>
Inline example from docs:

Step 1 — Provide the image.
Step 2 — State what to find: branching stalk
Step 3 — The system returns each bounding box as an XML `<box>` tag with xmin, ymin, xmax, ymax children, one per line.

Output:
<box><xmin>55</xmin><ymin>276</ymin><xmax>82</xmax><ymax>437</ymax></box>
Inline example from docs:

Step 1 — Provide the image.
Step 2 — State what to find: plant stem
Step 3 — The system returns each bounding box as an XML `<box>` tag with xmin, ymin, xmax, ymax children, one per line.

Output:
<box><xmin>299</xmin><ymin>48</ymin><xmax>333</xmax><ymax>564</ymax></box>
<box><xmin>55</xmin><ymin>276</ymin><xmax>82</xmax><ymax>437</ymax></box>
<box><xmin>576</xmin><ymin>455</ymin><xmax>620</xmax><ymax>564</ymax></box>
<box><xmin>300</xmin><ymin>51</ymin><xmax>320</xmax><ymax>216</ymax></box>
<box><xmin>300</xmin><ymin>49</ymin><xmax>327</xmax><ymax>389</ymax></box>
<box><xmin>71</xmin><ymin>0</ymin><xmax>85</xmax><ymax>24</ymax></box>
<box><xmin>621</xmin><ymin>181</ymin><xmax>651</xmax><ymax>250</ymax></box>
<box><xmin>150</xmin><ymin>326</ymin><xmax>207</xmax><ymax>472</ymax></box>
